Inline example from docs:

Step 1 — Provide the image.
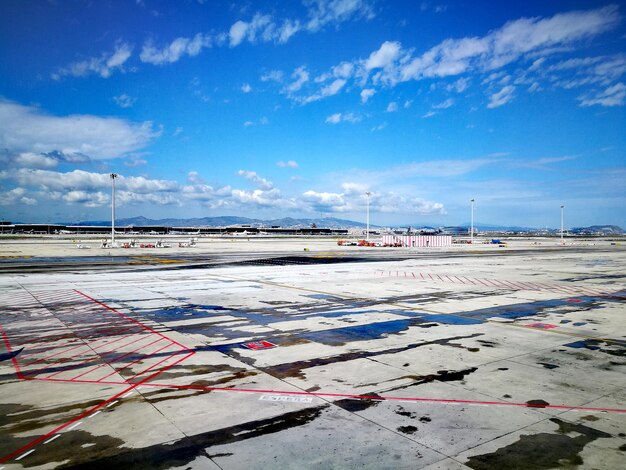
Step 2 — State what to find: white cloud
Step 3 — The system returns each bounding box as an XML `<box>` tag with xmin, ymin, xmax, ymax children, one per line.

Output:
<box><xmin>296</xmin><ymin>5</ymin><xmax>622</xmax><ymax>106</ymax></box>
<box><xmin>13</xmin><ymin>152</ymin><xmax>58</xmax><ymax>169</ymax></box>
<box><xmin>364</xmin><ymin>41</ymin><xmax>401</xmax><ymax>70</ymax></box>
<box><xmin>302</xmin><ymin>190</ymin><xmax>351</xmax><ymax>212</ymax></box>
<box><xmin>277</xmin><ymin>160</ymin><xmax>299</xmax><ymax>168</ymax></box>
<box><xmin>237</xmin><ymin>170</ymin><xmax>273</xmax><ymax>189</ymax></box>
<box><xmin>229</xmin><ymin>21</ymin><xmax>249</xmax><ymax>47</ymax></box>
<box><xmin>261</xmin><ymin>70</ymin><xmax>284</xmax><ymax>82</ymax></box>
<box><xmin>228</xmin><ymin>14</ymin><xmax>275</xmax><ymax>47</ymax></box>
<box><xmin>325</xmin><ymin>113</ymin><xmax>342</xmax><ymax>124</ymax></box>
<box><xmin>306</xmin><ymin>0</ymin><xmax>375</xmax><ymax>32</ymax></box>
<box><xmin>1</xmin><ymin>169</ymin><xmax>178</xmax><ymax>194</ymax></box>
<box><xmin>187</xmin><ymin>171</ymin><xmax>204</xmax><ymax>184</ymax></box>
<box><xmin>140</xmin><ymin>33</ymin><xmax>211</xmax><ymax>65</ymax></box>
<box><xmin>0</xmin><ymin>187</ymin><xmax>37</xmax><ymax>206</ymax></box>
<box><xmin>360</xmin><ymin>88</ymin><xmax>375</xmax><ymax>103</ymax></box>
<box><xmin>386</xmin><ymin>102</ymin><xmax>398</xmax><ymax>112</ymax></box>
<box><xmin>422</xmin><ymin>110</ymin><xmax>437</xmax><ymax>118</ymax></box>
<box><xmin>446</xmin><ymin>77</ymin><xmax>470</xmax><ymax>93</ymax></box>
<box><xmin>243</xmin><ymin>120</ymin><xmax>254</xmax><ymax>127</ymax></box>
<box><xmin>487</xmin><ymin>85</ymin><xmax>516</xmax><ymax>108</ymax></box>
<box><xmin>578</xmin><ymin>82</ymin><xmax>626</xmax><ymax>107</ymax></box>
<box><xmin>0</xmin><ymin>100</ymin><xmax>159</xmax><ymax>160</ymax></box>
<box><xmin>284</xmin><ymin>66</ymin><xmax>310</xmax><ymax>93</ymax></box>
<box><xmin>123</xmin><ymin>156</ymin><xmax>147</xmax><ymax>167</ymax></box>
<box><xmin>52</xmin><ymin>42</ymin><xmax>133</xmax><ymax>79</ymax></box>
<box><xmin>241</xmin><ymin>83</ymin><xmax>252</xmax><ymax>93</ymax></box>
<box><xmin>432</xmin><ymin>98</ymin><xmax>454</xmax><ymax>109</ymax></box>
<box><xmin>113</xmin><ymin>94</ymin><xmax>136</xmax><ymax>108</ymax></box>
<box><xmin>325</xmin><ymin>112</ymin><xmax>361</xmax><ymax>124</ymax></box>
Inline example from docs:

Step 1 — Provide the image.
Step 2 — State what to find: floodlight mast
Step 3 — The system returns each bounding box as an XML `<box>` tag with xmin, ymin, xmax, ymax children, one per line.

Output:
<box><xmin>365</xmin><ymin>192</ymin><xmax>371</xmax><ymax>241</ymax></box>
<box><xmin>470</xmin><ymin>198</ymin><xmax>475</xmax><ymax>244</ymax></box>
<box><xmin>110</xmin><ymin>173</ymin><xmax>118</xmax><ymax>244</ymax></box>
<box><xmin>560</xmin><ymin>205</ymin><xmax>564</xmax><ymax>245</ymax></box>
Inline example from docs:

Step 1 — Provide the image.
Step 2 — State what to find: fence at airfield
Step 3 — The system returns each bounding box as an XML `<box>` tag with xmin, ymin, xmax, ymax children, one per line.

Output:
<box><xmin>381</xmin><ymin>235</ymin><xmax>452</xmax><ymax>247</ymax></box>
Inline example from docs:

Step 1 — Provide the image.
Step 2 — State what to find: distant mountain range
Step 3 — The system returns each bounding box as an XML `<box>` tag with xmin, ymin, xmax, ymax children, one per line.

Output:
<box><xmin>67</xmin><ymin>216</ymin><xmax>624</xmax><ymax>234</ymax></box>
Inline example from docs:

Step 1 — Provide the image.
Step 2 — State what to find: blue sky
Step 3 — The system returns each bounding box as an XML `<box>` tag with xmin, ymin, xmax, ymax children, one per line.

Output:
<box><xmin>0</xmin><ymin>0</ymin><xmax>624</xmax><ymax>227</ymax></box>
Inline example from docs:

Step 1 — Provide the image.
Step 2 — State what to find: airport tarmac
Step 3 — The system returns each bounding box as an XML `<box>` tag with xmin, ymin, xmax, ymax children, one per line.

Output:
<box><xmin>0</xmin><ymin>238</ymin><xmax>625</xmax><ymax>469</ymax></box>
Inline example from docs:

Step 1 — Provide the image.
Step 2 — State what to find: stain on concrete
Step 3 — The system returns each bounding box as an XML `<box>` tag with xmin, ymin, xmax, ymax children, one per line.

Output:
<box><xmin>57</xmin><ymin>405</ymin><xmax>329</xmax><ymax>469</ymax></box>
<box><xmin>397</xmin><ymin>425</ymin><xmax>418</xmax><ymax>434</ymax></box>
<box><xmin>466</xmin><ymin>418</ymin><xmax>611</xmax><ymax>470</ymax></box>
<box><xmin>334</xmin><ymin>393</ymin><xmax>383</xmax><ymax>412</ymax></box>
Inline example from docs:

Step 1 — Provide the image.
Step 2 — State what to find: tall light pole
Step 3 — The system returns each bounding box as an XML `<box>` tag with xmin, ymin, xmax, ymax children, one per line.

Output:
<box><xmin>470</xmin><ymin>198</ymin><xmax>475</xmax><ymax>244</ymax></box>
<box><xmin>560</xmin><ymin>205</ymin><xmax>564</xmax><ymax>245</ymax></box>
<box><xmin>365</xmin><ymin>192</ymin><xmax>371</xmax><ymax>241</ymax></box>
<box><xmin>110</xmin><ymin>173</ymin><xmax>118</xmax><ymax>244</ymax></box>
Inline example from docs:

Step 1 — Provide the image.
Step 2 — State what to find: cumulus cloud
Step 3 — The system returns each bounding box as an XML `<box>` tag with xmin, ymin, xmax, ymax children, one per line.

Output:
<box><xmin>487</xmin><ymin>85</ymin><xmax>516</xmax><ymax>108</ymax></box>
<box><xmin>241</xmin><ymin>83</ymin><xmax>252</xmax><ymax>93</ymax></box>
<box><xmin>365</xmin><ymin>41</ymin><xmax>401</xmax><ymax>70</ymax></box>
<box><xmin>13</xmin><ymin>152</ymin><xmax>59</xmax><ymax>169</ymax></box>
<box><xmin>237</xmin><ymin>170</ymin><xmax>273</xmax><ymax>189</ymax></box>
<box><xmin>0</xmin><ymin>187</ymin><xmax>36</xmax><ymax>206</ymax></box>
<box><xmin>277</xmin><ymin>160</ymin><xmax>299</xmax><ymax>168</ymax></box>
<box><xmin>52</xmin><ymin>42</ymin><xmax>133</xmax><ymax>79</ymax></box>
<box><xmin>360</xmin><ymin>88</ymin><xmax>375</xmax><ymax>103</ymax></box>
<box><xmin>140</xmin><ymin>33</ymin><xmax>211</xmax><ymax>65</ymax></box>
<box><xmin>0</xmin><ymin>100</ymin><xmax>159</xmax><ymax>160</ymax></box>
<box><xmin>386</xmin><ymin>102</ymin><xmax>398</xmax><ymax>112</ymax></box>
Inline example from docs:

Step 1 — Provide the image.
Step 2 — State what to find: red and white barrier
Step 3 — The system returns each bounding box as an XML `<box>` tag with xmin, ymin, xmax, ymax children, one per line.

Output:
<box><xmin>381</xmin><ymin>235</ymin><xmax>452</xmax><ymax>247</ymax></box>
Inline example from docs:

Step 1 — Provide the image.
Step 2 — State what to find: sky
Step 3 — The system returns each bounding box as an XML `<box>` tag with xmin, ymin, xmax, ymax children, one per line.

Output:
<box><xmin>0</xmin><ymin>0</ymin><xmax>625</xmax><ymax>228</ymax></box>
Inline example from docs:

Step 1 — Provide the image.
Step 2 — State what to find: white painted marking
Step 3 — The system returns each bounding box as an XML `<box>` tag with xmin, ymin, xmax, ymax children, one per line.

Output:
<box><xmin>106</xmin><ymin>400</ymin><xmax>119</xmax><ymax>408</ymax></box>
<box><xmin>44</xmin><ymin>434</ymin><xmax>61</xmax><ymax>444</ymax></box>
<box><xmin>16</xmin><ymin>449</ymin><xmax>35</xmax><ymax>461</ymax></box>
<box><xmin>121</xmin><ymin>390</ymin><xmax>135</xmax><ymax>398</ymax></box>
<box><xmin>260</xmin><ymin>394</ymin><xmax>313</xmax><ymax>403</ymax></box>
<box><xmin>88</xmin><ymin>410</ymin><xmax>102</xmax><ymax>419</ymax></box>
<box><xmin>67</xmin><ymin>421</ymin><xmax>82</xmax><ymax>431</ymax></box>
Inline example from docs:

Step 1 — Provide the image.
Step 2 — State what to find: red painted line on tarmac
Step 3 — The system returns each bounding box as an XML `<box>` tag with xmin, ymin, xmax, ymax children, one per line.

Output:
<box><xmin>0</xmin><ymin>350</ymin><xmax>195</xmax><ymax>465</ymax></box>
<box><xmin>461</xmin><ymin>276</ymin><xmax>476</xmax><ymax>285</ymax></box>
<box><xmin>0</xmin><ymin>324</ymin><xmax>24</xmax><ymax>380</ymax></box>
<box><xmin>68</xmin><ymin>336</ymin><xmax>167</xmax><ymax>381</ymax></box>
<box><xmin>96</xmin><ymin>340</ymin><xmax>174</xmax><ymax>382</ymax></box>
<box><xmin>21</xmin><ymin>342</ymin><xmax>87</xmax><ymax>367</ymax></box>
<box><xmin>128</xmin><ymin>382</ymin><xmax>626</xmax><ymax>414</ymax></box>
<box><xmin>73</xmin><ymin>290</ymin><xmax>190</xmax><ymax>352</ymax></box>
<box><xmin>40</xmin><ymin>331</ymin><xmax>160</xmax><ymax>379</ymax></box>
<box><xmin>126</xmin><ymin>349</ymin><xmax>187</xmax><ymax>382</ymax></box>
